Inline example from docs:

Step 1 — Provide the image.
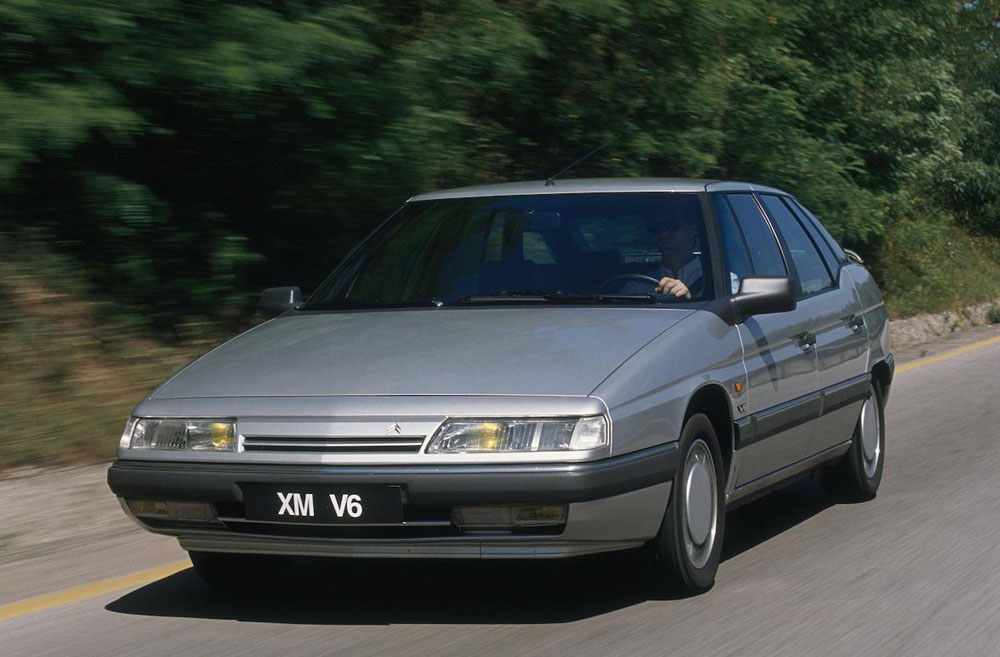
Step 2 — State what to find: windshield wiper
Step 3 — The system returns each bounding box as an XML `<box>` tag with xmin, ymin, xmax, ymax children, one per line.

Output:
<box><xmin>453</xmin><ymin>291</ymin><xmax>658</xmax><ymax>304</ymax></box>
<box><xmin>454</xmin><ymin>290</ymin><xmax>551</xmax><ymax>303</ymax></box>
<box><xmin>303</xmin><ymin>291</ymin><xmax>662</xmax><ymax>310</ymax></box>
<box><xmin>300</xmin><ymin>299</ymin><xmax>444</xmax><ymax>311</ymax></box>
<box><xmin>540</xmin><ymin>293</ymin><xmax>659</xmax><ymax>304</ymax></box>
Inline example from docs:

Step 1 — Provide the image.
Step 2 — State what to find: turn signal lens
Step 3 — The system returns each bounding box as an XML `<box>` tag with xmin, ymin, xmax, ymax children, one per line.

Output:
<box><xmin>427</xmin><ymin>417</ymin><xmax>607</xmax><ymax>453</ymax></box>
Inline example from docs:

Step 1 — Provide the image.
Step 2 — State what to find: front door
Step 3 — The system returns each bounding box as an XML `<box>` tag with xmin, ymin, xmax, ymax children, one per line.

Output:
<box><xmin>735</xmin><ymin>312</ymin><xmax>820</xmax><ymax>484</ymax></box>
<box><xmin>711</xmin><ymin>192</ymin><xmax>820</xmax><ymax>486</ymax></box>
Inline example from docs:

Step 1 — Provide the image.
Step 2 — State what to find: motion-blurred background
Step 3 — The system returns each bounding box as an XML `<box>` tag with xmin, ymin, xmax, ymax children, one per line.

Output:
<box><xmin>2</xmin><ymin>1</ymin><xmax>999</xmax><ymax>469</ymax></box>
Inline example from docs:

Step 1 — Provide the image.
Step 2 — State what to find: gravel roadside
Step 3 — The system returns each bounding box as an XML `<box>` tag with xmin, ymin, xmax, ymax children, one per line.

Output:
<box><xmin>0</xmin><ymin>463</ymin><xmax>133</xmax><ymax>565</ymax></box>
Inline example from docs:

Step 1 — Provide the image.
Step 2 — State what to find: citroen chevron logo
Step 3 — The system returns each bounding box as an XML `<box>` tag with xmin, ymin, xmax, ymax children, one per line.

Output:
<box><xmin>386</xmin><ymin>423</ymin><xmax>402</xmax><ymax>435</ymax></box>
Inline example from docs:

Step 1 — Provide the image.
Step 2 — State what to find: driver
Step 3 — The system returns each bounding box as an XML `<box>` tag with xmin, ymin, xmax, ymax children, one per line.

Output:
<box><xmin>620</xmin><ymin>211</ymin><xmax>703</xmax><ymax>299</ymax></box>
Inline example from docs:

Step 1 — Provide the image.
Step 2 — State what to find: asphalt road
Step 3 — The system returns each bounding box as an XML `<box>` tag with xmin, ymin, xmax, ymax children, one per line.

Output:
<box><xmin>4</xmin><ymin>328</ymin><xmax>1000</xmax><ymax>656</ymax></box>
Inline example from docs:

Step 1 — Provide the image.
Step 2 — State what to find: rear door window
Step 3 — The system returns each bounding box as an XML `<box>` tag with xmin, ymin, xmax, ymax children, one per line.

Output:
<box><xmin>724</xmin><ymin>194</ymin><xmax>787</xmax><ymax>276</ymax></box>
<box><xmin>759</xmin><ymin>194</ymin><xmax>835</xmax><ymax>297</ymax></box>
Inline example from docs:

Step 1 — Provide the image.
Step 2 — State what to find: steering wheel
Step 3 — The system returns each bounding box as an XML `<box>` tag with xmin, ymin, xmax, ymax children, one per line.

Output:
<box><xmin>596</xmin><ymin>273</ymin><xmax>662</xmax><ymax>293</ymax></box>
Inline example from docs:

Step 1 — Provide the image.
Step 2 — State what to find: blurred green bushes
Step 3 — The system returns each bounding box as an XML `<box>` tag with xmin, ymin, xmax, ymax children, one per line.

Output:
<box><xmin>0</xmin><ymin>235</ymin><xmax>216</xmax><ymax>467</ymax></box>
<box><xmin>878</xmin><ymin>221</ymin><xmax>1000</xmax><ymax>316</ymax></box>
<box><xmin>1</xmin><ymin>0</ymin><xmax>1000</xmax><ymax>332</ymax></box>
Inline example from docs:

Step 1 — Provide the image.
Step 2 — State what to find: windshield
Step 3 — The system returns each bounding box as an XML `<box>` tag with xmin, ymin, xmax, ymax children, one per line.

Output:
<box><xmin>306</xmin><ymin>193</ymin><xmax>713</xmax><ymax>308</ymax></box>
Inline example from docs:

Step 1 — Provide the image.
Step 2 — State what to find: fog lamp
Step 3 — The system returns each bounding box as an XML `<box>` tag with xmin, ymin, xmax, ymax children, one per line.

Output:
<box><xmin>451</xmin><ymin>505</ymin><xmax>567</xmax><ymax>529</ymax></box>
<box><xmin>127</xmin><ymin>499</ymin><xmax>217</xmax><ymax>522</ymax></box>
<box><xmin>127</xmin><ymin>499</ymin><xmax>169</xmax><ymax>519</ymax></box>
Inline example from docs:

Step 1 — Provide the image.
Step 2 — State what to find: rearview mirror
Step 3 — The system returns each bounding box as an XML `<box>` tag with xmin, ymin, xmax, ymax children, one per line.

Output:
<box><xmin>523</xmin><ymin>211</ymin><xmax>561</xmax><ymax>232</ymax></box>
<box><xmin>259</xmin><ymin>286</ymin><xmax>303</xmax><ymax>316</ymax></box>
<box><xmin>730</xmin><ymin>277</ymin><xmax>796</xmax><ymax>322</ymax></box>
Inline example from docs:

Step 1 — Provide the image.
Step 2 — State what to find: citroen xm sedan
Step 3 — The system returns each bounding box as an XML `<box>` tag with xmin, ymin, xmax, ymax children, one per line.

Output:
<box><xmin>108</xmin><ymin>179</ymin><xmax>892</xmax><ymax>593</ymax></box>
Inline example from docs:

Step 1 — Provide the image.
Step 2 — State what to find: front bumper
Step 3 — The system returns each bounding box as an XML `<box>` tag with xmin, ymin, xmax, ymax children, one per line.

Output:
<box><xmin>108</xmin><ymin>443</ymin><xmax>677</xmax><ymax>558</ymax></box>
<box><xmin>884</xmin><ymin>353</ymin><xmax>895</xmax><ymax>403</ymax></box>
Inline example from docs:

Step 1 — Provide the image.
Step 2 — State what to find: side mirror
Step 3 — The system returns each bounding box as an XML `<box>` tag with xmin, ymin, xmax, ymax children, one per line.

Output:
<box><xmin>259</xmin><ymin>286</ymin><xmax>303</xmax><ymax>316</ymax></box>
<box><xmin>731</xmin><ymin>277</ymin><xmax>796</xmax><ymax>322</ymax></box>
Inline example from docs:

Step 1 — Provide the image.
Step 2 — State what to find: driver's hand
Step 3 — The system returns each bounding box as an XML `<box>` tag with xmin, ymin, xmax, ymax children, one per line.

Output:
<box><xmin>655</xmin><ymin>276</ymin><xmax>691</xmax><ymax>299</ymax></box>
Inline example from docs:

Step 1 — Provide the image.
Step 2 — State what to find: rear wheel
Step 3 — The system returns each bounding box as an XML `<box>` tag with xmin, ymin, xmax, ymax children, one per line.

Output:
<box><xmin>647</xmin><ymin>413</ymin><xmax>726</xmax><ymax>594</ymax></box>
<box><xmin>824</xmin><ymin>379</ymin><xmax>884</xmax><ymax>501</ymax></box>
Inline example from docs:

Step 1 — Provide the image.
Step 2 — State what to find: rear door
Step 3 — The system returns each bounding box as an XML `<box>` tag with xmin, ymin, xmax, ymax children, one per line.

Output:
<box><xmin>713</xmin><ymin>193</ymin><xmax>819</xmax><ymax>486</ymax></box>
<box><xmin>757</xmin><ymin>194</ymin><xmax>869</xmax><ymax>456</ymax></box>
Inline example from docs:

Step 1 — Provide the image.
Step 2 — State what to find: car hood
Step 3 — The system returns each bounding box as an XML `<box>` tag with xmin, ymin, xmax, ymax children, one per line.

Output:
<box><xmin>151</xmin><ymin>307</ymin><xmax>691</xmax><ymax>399</ymax></box>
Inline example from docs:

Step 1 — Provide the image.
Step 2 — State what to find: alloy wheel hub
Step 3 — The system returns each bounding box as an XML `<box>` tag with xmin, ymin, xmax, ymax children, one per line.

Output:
<box><xmin>686</xmin><ymin>462</ymin><xmax>713</xmax><ymax>544</ymax></box>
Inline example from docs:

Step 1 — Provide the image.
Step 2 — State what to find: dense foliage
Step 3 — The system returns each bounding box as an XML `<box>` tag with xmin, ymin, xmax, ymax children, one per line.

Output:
<box><xmin>2</xmin><ymin>0</ymin><xmax>999</xmax><ymax>332</ymax></box>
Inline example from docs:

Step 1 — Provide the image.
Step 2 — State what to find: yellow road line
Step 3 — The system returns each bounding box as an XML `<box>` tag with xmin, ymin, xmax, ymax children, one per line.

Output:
<box><xmin>896</xmin><ymin>335</ymin><xmax>1000</xmax><ymax>374</ymax></box>
<box><xmin>0</xmin><ymin>560</ymin><xmax>190</xmax><ymax>622</ymax></box>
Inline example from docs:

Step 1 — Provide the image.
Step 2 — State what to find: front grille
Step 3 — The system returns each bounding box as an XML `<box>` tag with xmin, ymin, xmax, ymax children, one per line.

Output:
<box><xmin>243</xmin><ymin>436</ymin><xmax>424</xmax><ymax>454</ymax></box>
<box><xmin>242</xmin><ymin>435</ymin><xmax>425</xmax><ymax>453</ymax></box>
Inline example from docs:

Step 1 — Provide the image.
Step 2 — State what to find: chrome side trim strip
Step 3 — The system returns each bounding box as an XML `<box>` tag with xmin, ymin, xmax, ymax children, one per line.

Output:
<box><xmin>735</xmin><ymin>392</ymin><xmax>821</xmax><ymax>449</ymax></box>
<box><xmin>819</xmin><ymin>374</ymin><xmax>870</xmax><ymax>415</ymax></box>
<box><xmin>735</xmin><ymin>374</ymin><xmax>870</xmax><ymax>450</ymax></box>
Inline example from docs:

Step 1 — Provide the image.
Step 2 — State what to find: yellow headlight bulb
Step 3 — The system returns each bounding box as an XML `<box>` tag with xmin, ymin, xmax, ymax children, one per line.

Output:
<box><xmin>474</xmin><ymin>422</ymin><xmax>501</xmax><ymax>450</ymax></box>
<box><xmin>209</xmin><ymin>422</ymin><xmax>235</xmax><ymax>450</ymax></box>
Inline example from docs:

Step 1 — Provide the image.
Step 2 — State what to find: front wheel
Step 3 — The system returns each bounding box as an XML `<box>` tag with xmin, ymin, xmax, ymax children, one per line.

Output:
<box><xmin>647</xmin><ymin>413</ymin><xmax>726</xmax><ymax>594</ymax></box>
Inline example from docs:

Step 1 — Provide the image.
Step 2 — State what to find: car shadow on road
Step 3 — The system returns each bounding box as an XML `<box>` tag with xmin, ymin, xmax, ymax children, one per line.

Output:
<box><xmin>721</xmin><ymin>478</ymin><xmax>835</xmax><ymax>563</ymax></box>
<box><xmin>105</xmin><ymin>479</ymin><xmax>833</xmax><ymax>625</ymax></box>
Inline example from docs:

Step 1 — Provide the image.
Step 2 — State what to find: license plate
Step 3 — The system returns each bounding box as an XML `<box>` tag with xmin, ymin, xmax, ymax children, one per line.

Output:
<box><xmin>241</xmin><ymin>484</ymin><xmax>403</xmax><ymax>524</ymax></box>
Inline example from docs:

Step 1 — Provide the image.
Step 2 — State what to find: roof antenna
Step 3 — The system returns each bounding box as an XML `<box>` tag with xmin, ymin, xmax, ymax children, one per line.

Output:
<box><xmin>544</xmin><ymin>135</ymin><xmax>619</xmax><ymax>186</ymax></box>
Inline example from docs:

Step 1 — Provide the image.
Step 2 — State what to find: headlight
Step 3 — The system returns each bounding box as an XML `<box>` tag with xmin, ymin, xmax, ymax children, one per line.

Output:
<box><xmin>124</xmin><ymin>418</ymin><xmax>236</xmax><ymax>451</ymax></box>
<box><xmin>426</xmin><ymin>416</ymin><xmax>607</xmax><ymax>454</ymax></box>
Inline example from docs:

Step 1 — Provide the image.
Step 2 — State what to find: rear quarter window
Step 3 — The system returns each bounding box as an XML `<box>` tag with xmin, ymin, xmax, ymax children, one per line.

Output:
<box><xmin>788</xmin><ymin>197</ymin><xmax>848</xmax><ymax>265</ymax></box>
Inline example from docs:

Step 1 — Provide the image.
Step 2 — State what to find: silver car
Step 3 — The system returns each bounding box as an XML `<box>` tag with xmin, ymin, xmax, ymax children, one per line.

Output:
<box><xmin>108</xmin><ymin>178</ymin><xmax>892</xmax><ymax>593</ymax></box>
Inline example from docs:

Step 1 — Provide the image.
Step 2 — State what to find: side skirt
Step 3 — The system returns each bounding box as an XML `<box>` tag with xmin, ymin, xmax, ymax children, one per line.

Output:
<box><xmin>725</xmin><ymin>440</ymin><xmax>851</xmax><ymax>509</ymax></box>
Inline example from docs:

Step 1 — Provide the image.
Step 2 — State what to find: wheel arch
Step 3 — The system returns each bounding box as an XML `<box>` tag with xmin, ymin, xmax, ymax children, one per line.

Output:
<box><xmin>871</xmin><ymin>358</ymin><xmax>892</xmax><ymax>405</ymax></box>
<box><xmin>683</xmin><ymin>383</ymin><xmax>734</xmax><ymax>483</ymax></box>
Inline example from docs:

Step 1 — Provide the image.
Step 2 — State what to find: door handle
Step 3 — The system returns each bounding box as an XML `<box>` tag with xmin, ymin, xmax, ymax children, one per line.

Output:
<box><xmin>797</xmin><ymin>332</ymin><xmax>817</xmax><ymax>351</ymax></box>
<box><xmin>848</xmin><ymin>314</ymin><xmax>865</xmax><ymax>333</ymax></box>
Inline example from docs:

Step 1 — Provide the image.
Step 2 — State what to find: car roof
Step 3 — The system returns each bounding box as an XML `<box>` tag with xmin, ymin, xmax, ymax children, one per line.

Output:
<box><xmin>408</xmin><ymin>178</ymin><xmax>790</xmax><ymax>201</ymax></box>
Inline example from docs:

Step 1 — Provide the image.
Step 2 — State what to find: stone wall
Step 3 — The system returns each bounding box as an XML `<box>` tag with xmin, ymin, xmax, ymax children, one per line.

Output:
<box><xmin>891</xmin><ymin>299</ymin><xmax>1000</xmax><ymax>349</ymax></box>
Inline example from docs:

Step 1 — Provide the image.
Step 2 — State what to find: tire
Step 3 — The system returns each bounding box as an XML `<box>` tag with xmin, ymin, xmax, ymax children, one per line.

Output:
<box><xmin>647</xmin><ymin>413</ymin><xmax>726</xmax><ymax>594</ymax></box>
<box><xmin>824</xmin><ymin>379</ymin><xmax>885</xmax><ymax>502</ymax></box>
<box><xmin>189</xmin><ymin>550</ymin><xmax>276</xmax><ymax>590</ymax></box>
